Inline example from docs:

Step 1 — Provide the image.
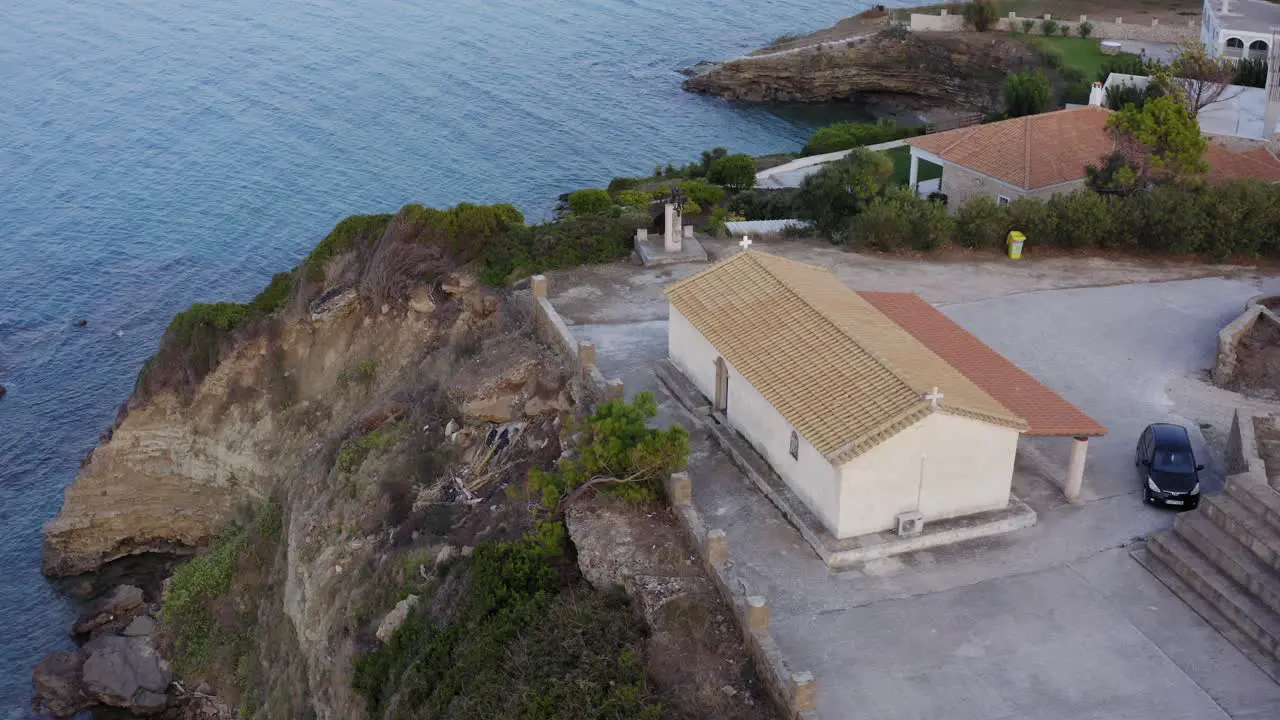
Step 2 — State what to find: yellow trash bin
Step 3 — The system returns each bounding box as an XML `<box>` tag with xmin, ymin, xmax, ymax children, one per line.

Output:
<box><xmin>1007</xmin><ymin>231</ymin><xmax>1025</xmax><ymax>260</ymax></box>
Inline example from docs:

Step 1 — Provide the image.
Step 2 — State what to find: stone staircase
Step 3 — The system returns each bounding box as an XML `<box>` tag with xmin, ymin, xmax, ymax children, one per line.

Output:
<box><xmin>1141</xmin><ymin>477</ymin><xmax>1280</xmax><ymax>682</ymax></box>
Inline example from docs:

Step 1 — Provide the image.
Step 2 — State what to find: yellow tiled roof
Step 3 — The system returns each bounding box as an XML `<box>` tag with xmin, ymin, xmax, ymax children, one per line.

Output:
<box><xmin>665</xmin><ymin>252</ymin><xmax>1027</xmax><ymax>462</ymax></box>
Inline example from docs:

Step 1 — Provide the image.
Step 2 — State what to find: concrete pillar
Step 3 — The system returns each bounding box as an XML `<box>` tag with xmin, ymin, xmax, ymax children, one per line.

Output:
<box><xmin>746</xmin><ymin>596</ymin><xmax>770</xmax><ymax>631</ymax></box>
<box><xmin>1088</xmin><ymin>82</ymin><xmax>1105</xmax><ymax>107</ymax></box>
<box><xmin>790</xmin><ymin>672</ymin><xmax>817</xmax><ymax>712</ymax></box>
<box><xmin>578</xmin><ymin>342</ymin><xmax>597</xmax><ymax>382</ymax></box>
<box><xmin>663</xmin><ymin>203</ymin><xmax>682</xmax><ymax>253</ymax></box>
<box><xmin>908</xmin><ymin>151</ymin><xmax>919</xmax><ymax>194</ymax></box>
<box><xmin>1080</xmin><ymin>14</ymin><xmax>1087</xmax><ymax>23</ymax></box>
<box><xmin>940</xmin><ymin>8</ymin><xmax>947</xmax><ymax>16</ymax></box>
<box><xmin>705</xmin><ymin>528</ymin><xmax>728</xmax><ymax>565</ymax></box>
<box><xmin>682</xmin><ymin>224</ymin><xmax>694</xmax><ymax>239</ymax></box>
<box><xmin>1043</xmin><ymin>13</ymin><xmax>1052</xmax><ymax>20</ymax></box>
<box><xmin>604</xmin><ymin>379</ymin><xmax>625</xmax><ymax>401</ymax></box>
<box><xmin>531</xmin><ymin>274</ymin><xmax>548</xmax><ymax>301</ymax></box>
<box><xmin>1151</xmin><ymin>18</ymin><xmax>1159</xmax><ymax>27</ymax></box>
<box><xmin>635</xmin><ymin>228</ymin><xmax>647</xmax><ymax>243</ymax></box>
<box><xmin>667</xmin><ymin>472</ymin><xmax>692</xmax><ymax>506</ymax></box>
<box><xmin>1064</xmin><ymin>437</ymin><xmax>1089</xmax><ymax>503</ymax></box>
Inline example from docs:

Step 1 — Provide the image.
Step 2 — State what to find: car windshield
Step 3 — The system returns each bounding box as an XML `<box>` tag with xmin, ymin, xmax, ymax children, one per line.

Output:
<box><xmin>1153</xmin><ymin>449</ymin><xmax>1194</xmax><ymax>473</ymax></box>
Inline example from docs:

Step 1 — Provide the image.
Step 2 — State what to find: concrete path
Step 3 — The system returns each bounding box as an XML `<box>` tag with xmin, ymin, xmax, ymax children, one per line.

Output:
<box><xmin>557</xmin><ymin>248</ymin><xmax>1280</xmax><ymax>719</ymax></box>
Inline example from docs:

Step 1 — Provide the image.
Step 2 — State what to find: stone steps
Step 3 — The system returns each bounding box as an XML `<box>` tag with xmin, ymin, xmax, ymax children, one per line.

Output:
<box><xmin>1202</xmin><ymin>493</ymin><xmax>1280</xmax><ymax>575</ymax></box>
<box><xmin>1226</xmin><ymin>477</ymin><xmax>1280</xmax><ymax>536</ymax></box>
<box><xmin>1148</xmin><ymin>530</ymin><xmax>1280</xmax><ymax>659</ymax></box>
<box><xmin>1174</xmin><ymin>510</ymin><xmax>1280</xmax><ymax>618</ymax></box>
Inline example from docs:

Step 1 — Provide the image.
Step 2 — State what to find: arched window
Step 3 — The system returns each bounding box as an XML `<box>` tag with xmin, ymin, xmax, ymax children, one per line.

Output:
<box><xmin>1248</xmin><ymin>40</ymin><xmax>1269</xmax><ymax>61</ymax></box>
<box><xmin>789</xmin><ymin>430</ymin><xmax>799</xmax><ymax>459</ymax></box>
<box><xmin>1225</xmin><ymin>37</ymin><xmax>1244</xmax><ymax>58</ymax></box>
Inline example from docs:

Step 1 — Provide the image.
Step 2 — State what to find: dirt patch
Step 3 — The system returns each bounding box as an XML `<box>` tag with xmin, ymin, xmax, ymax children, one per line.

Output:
<box><xmin>1233</xmin><ymin>318</ymin><xmax>1280</xmax><ymax>401</ymax></box>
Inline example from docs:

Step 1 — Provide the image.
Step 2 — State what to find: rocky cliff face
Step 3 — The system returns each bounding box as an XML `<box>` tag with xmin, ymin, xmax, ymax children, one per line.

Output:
<box><xmin>37</xmin><ymin>209</ymin><xmax>581</xmax><ymax>718</ymax></box>
<box><xmin>684</xmin><ymin>32</ymin><xmax>1042</xmax><ymax>111</ymax></box>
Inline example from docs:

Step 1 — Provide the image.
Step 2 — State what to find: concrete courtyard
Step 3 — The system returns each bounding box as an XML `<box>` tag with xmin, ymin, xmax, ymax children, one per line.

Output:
<box><xmin>548</xmin><ymin>239</ymin><xmax>1280</xmax><ymax>719</ymax></box>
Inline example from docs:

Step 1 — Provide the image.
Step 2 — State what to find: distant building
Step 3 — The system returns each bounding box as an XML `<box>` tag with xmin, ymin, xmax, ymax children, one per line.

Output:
<box><xmin>903</xmin><ymin>105</ymin><xmax>1280</xmax><ymax>207</ymax></box>
<box><xmin>1201</xmin><ymin>0</ymin><xmax>1278</xmax><ymax>60</ymax></box>
<box><xmin>663</xmin><ymin>250</ymin><xmax>1104</xmax><ymax>539</ymax></box>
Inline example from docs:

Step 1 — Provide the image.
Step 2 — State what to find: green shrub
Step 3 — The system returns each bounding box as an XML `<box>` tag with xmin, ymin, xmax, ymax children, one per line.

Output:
<box><xmin>1059</xmin><ymin>24</ymin><xmax>1070</xmax><ymax>36</ymax></box>
<box><xmin>1235</xmin><ymin>58</ymin><xmax>1268</xmax><ymax>88</ymax></box>
<box><xmin>1078</xmin><ymin>21</ymin><xmax>1093</xmax><ymax>37</ymax></box>
<box><xmin>1006</xmin><ymin>196</ymin><xmax>1057</xmax><ymax>242</ymax></box>
<box><xmin>352</xmin><ymin>538</ymin><xmax>661</xmax><ymax>720</ymax></box>
<box><xmin>164</xmin><ymin>530</ymin><xmax>244</xmax><ymax>671</ymax></box>
<box><xmin>1041</xmin><ymin>19</ymin><xmax>1058</xmax><ymax>36</ymax></box>
<box><xmin>1004</xmin><ymin>70</ymin><xmax>1051</xmax><ymax>118</ymax></box>
<box><xmin>303</xmin><ymin>214</ymin><xmax>394</xmax><ymax>282</ymax></box>
<box><xmin>566</xmin><ymin>188</ymin><xmax>615</xmax><ymax>216</ymax></box>
<box><xmin>707</xmin><ymin>154</ymin><xmax>757</xmax><ymax>192</ymax></box>
<box><xmin>962</xmin><ymin>0</ymin><xmax>997</xmax><ymax>31</ymax></box>
<box><xmin>1045</xmin><ymin>191</ymin><xmax>1114</xmax><ymax>248</ymax></box>
<box><xmin>479</xmin><ymin>214</ymin><xmax>635</xmax><ymax>285</ymax></box>
<box><xmin>953</xmin><ymin>196</ymin><xmax>1008</xmax><ymax>249</ymax></box>
<box><xmin>707</xmin><ymin>207</ymin><xmax>730</xmax><ymax>237</ymax></box>
<box><xmin>529</xmin><ymin>391</ymin><xmax>689</xmax><ymax>510</ymax></box>
<box><xmin>796</xmin><ymin>149</ymin><xmax>894</xmax><ymax>236</ymax></box>
<box><xmin>337</xmin><ymin>423</ymin><xmax>404</xmax><ymax>475</ymax></box>
<box><xmin>802</xmin><ymin>120</ymin><xmax>922</xmax><ymax>156</ymax></box>
<box><xmin>606</xmin><ymin>176</ymin><xmax>641</xmax><ymax>194</ymax></box>
<box><xmin>247</xmin><ymin>272</ymin><xmax>293</xmax><ymax>316</ymax></box>
<box><xmin>682</xmin><ymin>199</ymin><xmax>703</xmax><ymax>216</ymax></box>
<box><xmin>680</xmin><ymin>179</ymin><xmax>726</xmax><ymax>208</ymax></box>
<box><xmin>615</xmin><ymin>189</ymin><xmax>654</xmax><ymax>210</ymax></box>
<box><xmin>1021</xmin><ymin>18</ymin><xmax>1035</xmax><ymax>34</ymax></box>
<box><xmin>1098</xmin><ymin>55</ymin><xmax>1152</xmax><ymax>81</ymax></box>
<box><xmin>728</xmin><ymin>189</ymin><xmax>800</xmax><ymax>220</ymax></box>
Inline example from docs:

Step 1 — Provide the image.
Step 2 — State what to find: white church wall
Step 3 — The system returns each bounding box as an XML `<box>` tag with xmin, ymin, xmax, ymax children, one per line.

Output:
<box><xmin>668</xmin><ymin>305</ymin><xmax>842</xmax><ymax>532</ymax></box>
<box><xmin>837</xmin><ymin>412</ymin><xmax>1018</xmax><ymax>538</ymax></box>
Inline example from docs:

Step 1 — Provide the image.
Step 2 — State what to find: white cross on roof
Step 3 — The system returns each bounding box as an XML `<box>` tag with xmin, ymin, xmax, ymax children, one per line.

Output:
<box><xmin>924</xmin><ymin>386</ymin><xmax>944</xmax><ymax>409</ymax></box>
<box><xmin>739</xmin><ymin>235</ymin><xmax>752</xmax><ymax>251</ymax></box>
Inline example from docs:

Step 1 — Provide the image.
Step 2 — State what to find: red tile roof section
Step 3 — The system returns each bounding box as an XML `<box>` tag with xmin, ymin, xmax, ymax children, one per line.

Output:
<box><xmin>1204</xmin><ymin>145</ymin><xmax>1280</xmax><ymax>184</ymax></box>
<box><xmin>857</xmin><ymin>291</ymin><xmax>1107</xmax><ymax>437</ymax></box>
<box><xmin>905</xmin><ymin>107</ymin><xmax>1116</xmax><ymax>191</ymax></box>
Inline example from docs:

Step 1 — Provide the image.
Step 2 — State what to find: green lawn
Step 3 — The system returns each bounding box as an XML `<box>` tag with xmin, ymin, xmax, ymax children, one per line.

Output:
<box><xmin>1018</xmin><ymin>35</ymin><xmax>1128</xmax><ymax>81</ymax></box>
<box><xmin>883</xmin><ymin>145</ymin><xmax>942</xmax><ymax>187</ymax></box>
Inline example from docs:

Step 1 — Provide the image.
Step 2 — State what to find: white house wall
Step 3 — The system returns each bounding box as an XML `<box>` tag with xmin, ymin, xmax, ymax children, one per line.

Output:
<box><xmin>667</xmin><ymin>305</ymin><xmax>842</xmax><ymax>532</ymax></box>
<box><xmin>838</xmin><ymin>412</ymin><xmax>1018</xmax><ymax>538</ymax></box>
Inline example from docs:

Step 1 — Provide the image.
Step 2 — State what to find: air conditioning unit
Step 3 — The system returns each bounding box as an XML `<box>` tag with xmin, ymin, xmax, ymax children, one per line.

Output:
<box><xmin>895</xmin><ymin>511</ymin><xmax>924</xmax><ymax>537</ymax></box>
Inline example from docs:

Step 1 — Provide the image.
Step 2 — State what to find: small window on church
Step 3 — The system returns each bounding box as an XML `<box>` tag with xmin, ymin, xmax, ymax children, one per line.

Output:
<box><xmin>789</xmin><ymin>430</ymin><xmax>799</xmax><ymax>459</ymax></box>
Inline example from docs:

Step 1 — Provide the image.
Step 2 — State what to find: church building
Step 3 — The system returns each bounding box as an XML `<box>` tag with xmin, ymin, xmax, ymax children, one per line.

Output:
<box><xmin>664</xmin><ymin>250</ymin><xmax>1105</xmax><ymax>540</ymax></box>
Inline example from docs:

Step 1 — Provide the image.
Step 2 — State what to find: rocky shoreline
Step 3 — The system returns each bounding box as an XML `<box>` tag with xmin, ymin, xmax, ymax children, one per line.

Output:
<box><xmin>682</xmin><ymin>29</ymin><xmax>1047</xmax><ymax>117</ymax></box>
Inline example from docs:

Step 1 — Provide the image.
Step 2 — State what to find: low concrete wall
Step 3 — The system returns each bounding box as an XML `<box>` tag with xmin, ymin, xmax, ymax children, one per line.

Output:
<box><xmin>531</xmin><ymin>275</ymin><xmax>624</xmax><ymax>404</ymax></box>
<box><xmin>909</xmin><ymin>12</ymin><xmax>1198</xmax><ymax>43</ymax></box>
<box><xmin>663</xmin><ymin>472</ymin><xmax>819</xmax><ymax>720</ymax></box>
<box><xmin>1212</xmin><ymin>291</ymin><xmax>1280</xmax><ymax>388</ymax></box>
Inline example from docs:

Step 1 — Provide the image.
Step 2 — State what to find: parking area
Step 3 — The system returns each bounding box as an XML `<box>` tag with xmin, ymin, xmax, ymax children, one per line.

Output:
<box><xmin>551</xmin><ymin>241</ymin><xmax>1280</xmax><ymax>719</ymax></box>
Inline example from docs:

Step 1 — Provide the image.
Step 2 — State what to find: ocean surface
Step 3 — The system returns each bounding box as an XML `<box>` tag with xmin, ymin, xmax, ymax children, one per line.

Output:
<box><xmin>0</xmin><ymin>0</ymin><xmax>894</xmax><ymax>714</ymax></box>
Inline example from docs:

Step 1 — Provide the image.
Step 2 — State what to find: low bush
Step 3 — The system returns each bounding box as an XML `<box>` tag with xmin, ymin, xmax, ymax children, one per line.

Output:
<box><xmin>337</xmin><ymin>422</ymin><xmax>405</xmax><ymax>475</ymax></box>
<box><xmin>707</xmin><ymin>154</ymin><xmax>757</xmax><ymax>192</ymax></box>
<box><xmin>1235</xmin><ymin>58</ymin><xmax>1268</xmax><ymax>88</ymax></box>
<box><xmin>801</xmin><ymin>120</ymin><xmax>923</xmax><ymax>156</ymax></box>
<box><xmin>615</xmin><ymin>189</ymin><xmax>654</xmax><ymax>210</ymax></box>
<box><xmin>479</xmin><ymin>213</ymin><xmax>636</xmax><ymax>284</ymax></box>
<box><xmin>728</xmin><ymin>189</ymin><xmax>799</xmax><ymax>220</ymax></box>
<box><xmin>566</xmin><ymin>188</ymin><xmax>615</xmax><ymax>216</ymax></box>
<box><xmin>304</xmin><ymin>214</ymin><xmax>395</xmax><ymax>282</ymax></box>
<box><xmin>1058</xmin><ymin>24</ymin><xmax>1070</xmax><ymax>37</ymax></box>
<box><xmin>953</xmin><ymin>196</ymin><xmax>1008</xmax><ymax>249</ymax></box>
<box><xmin>680</xmin><ymin>179</ymin><xmax>726</xmax><ymax>208</ymax></box>
<box><xmin>1041</xmin><ymin>19</ymin><xmax>1058</xmax><ymax>36</ymax></box>
<box><xmin>796</xmin><ymin>149</ymin><xmax>895</xmax><ymax>236</ymax></box>
<box><xmin>1021</xmin><ymin>18</ymin><xmax>1035</xmax><ymax>34</ymax></box>
<box><xmin>1078</xmin><ymin>21</ymin><xmax>1093</xmax><ymax>38</ymax></box>
<box><xmin>529</xmin><ymin>392</ymin><xmax>689</xmax><ymax>511</ymax></box>
<box><xmin>1004</xmin><ymin>70</ymin><xmax>1051</xmax><ymax>118</ymax></box>
<box><xmin>606</xmin><ymin>176</ymin><xmax>641</xmax><ymax>194</ymax></box>
<box><xmin>961</xmin><ymin>0</ymin><xmax>997</xmax><ymax>32</ymax></box>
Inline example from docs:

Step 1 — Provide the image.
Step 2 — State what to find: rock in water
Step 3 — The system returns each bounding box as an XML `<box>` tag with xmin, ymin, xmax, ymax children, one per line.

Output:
<box><xmin>74</xmin><ymin>319</ymin><xmax>88</xmax><ymax>327</ymax></box>
<box><xmin>0</xmin><ymin>384</ymin><xmax>6</xmax><ymax>400</ymax></box>
<box><xmin>81</xmin><ymin>634</ymin><xmax>172</xmax><ymax>715</ymax></box>
<box><xmin>375</xmin><ymin>594</ymin><xmax>420</xmax><ymax>643</ymax></box>
<box><xmin>32</xmin><ymin>651</ymin><xmax>91</xmax><ymax>718</ymax></box>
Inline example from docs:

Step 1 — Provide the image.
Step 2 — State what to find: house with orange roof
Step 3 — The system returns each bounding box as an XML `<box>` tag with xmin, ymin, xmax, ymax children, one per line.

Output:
<box><xmin>904</xmin><ymin>106</ymin><xmax>1280</xmax><ymax>209</ymax></box>
<box><xmin>664</xmin><ymin>249</ymin><xmax>1105</xmax><ymax>544</ymax></box>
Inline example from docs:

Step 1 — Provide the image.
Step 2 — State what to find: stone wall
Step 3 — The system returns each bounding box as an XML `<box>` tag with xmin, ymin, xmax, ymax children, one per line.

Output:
<box><xmin>909</xmin><ymin>12</ymin><xmax>1199</xmax><ymax>43</ymax></box>
<box><xmin>530</xmin><ymin>275</ymin><xmax>625</xmax><ymax>404</ymax></box>
<box><xmin>1212</xmin><ymin>293</ymin><xmax>1280</xmax><ymax>387</ymax></box>
<box><xmin>663</xmin><ymin>472</ymin><xmax>820</xmax><ymax>720</ymax></box>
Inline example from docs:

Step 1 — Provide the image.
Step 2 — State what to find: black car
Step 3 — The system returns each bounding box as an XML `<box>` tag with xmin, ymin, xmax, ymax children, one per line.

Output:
<box><xmin>1136</xmin><ymin>423</ymin><xmax>1204</xmax><ymax>509</ymax></box>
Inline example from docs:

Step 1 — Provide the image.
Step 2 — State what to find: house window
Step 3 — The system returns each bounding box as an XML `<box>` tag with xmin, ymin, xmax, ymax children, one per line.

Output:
<box><xmin>997</xmin><ymin>195</ymin><xmax>1011</xmax><ymax>206</ymax></box>
<box><xmin>789</xmin><ymin>430</ymin><xmax>799</xmax><ymax>459</ymax></box>
<box><xmin>1249</xmin><ymin>40</ymin><xmax>1269</xmax><ymax>61</ymax></box>
<box><xmin>1225</xmin><ymin>37</ymin><xmax>1244</xmax><ymax>59</ymax></box>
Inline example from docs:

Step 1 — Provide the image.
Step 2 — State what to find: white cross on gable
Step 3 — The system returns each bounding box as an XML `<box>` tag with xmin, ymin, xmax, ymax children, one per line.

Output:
<box><xmin>924</xmin><ymin>386</ymin><xmax>944</xmax><ymax>409</ymax></box>
<box><xmin>739</xmin><ymin>235</ymin><xmax>752</xmax><ymax>251</ymax></box>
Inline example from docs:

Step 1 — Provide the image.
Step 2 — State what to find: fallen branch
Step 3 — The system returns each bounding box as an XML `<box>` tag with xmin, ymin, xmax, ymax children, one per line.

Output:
<box><xmin>555</xmin><ymin>472</ymin><xmax>646</xmax><ymax>516</ymax></box>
